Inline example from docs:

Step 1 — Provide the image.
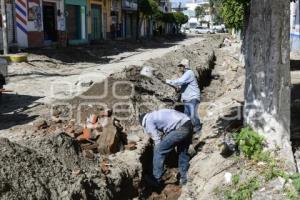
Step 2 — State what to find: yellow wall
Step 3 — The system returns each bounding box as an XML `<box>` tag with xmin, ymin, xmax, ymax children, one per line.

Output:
<box><xmin>106</xmin><ymin>0</ymin><xmax>122</xmax><ymax>34</ymax></box>
<box><xmin>87</xmin><ymin>0</ymin><xmax>109</xmax><ymax>38</ymax></box>
<box><xmin>106</xmin><ymin>0</ymin><xmax>111</xmax><ymax>33</ymax></box>
<box><xmin>87</xmin><ymin>0</ymin><xmax>123</xmax><ymax>38</ymax></box>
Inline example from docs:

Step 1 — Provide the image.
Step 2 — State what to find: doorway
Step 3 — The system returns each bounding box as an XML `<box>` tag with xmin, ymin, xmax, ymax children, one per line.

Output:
<box><xmin>91</xmin><ymin>4</ymin><xmax>102</xmax><ymax>40</ymax></box>
<box><xmin>43</xmin><ymin>2</ymin><xmax>57</xmax><ymax>41</ymax></box>
<box><xmin>66</xmin><ymin>4</ymin><xmax>81</xmax><ymax>40</ymax></box>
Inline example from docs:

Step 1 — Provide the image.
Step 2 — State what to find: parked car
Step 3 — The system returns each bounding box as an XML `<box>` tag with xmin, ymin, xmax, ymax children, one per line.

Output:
<box><xmin>194</xmin><ymin>27</ymin><xmax>215</xmax><ymax>34</ymax></box>
<box><xmin>212</xmin><ymin>24</ymin><xmax>227</xmax><ymax>33</ymax></box>
<box><xmin>183</xmin><ymin>27</ymin><xmax>191</xmax><ymax>34</ymax></box>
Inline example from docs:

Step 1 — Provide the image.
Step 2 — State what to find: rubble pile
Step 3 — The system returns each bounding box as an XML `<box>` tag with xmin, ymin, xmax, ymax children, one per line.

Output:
<box><xmin>0</xmin><ymin>136</ymin><xmax>110</xmax><ymax>200</ymax></box>
<box><xmin>0</xmin><ymin>35</ymin><xmax>225</xmax><ymax>200</ymax></box>
<box><xmin>179</xmin><ymin>41</ymin><xmax>247</xmax><ymax>200</ymax></box>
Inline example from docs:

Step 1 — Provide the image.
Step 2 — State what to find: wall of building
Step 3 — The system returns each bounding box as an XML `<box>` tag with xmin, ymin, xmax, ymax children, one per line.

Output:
<box><xmin>15</xmin><ymin>0</ymin><xmax>28</xmax><ymax>47</ymax></box>
<box><xmin>65</xmin><ymin>0</ymin><xmax>87</xmax><ymax>44</ymax></box>
<box><xmin>13</xmin><ymin>0</ymin><xmax>66</xmax><ymax>48</ymax></box>
<box><xmin>109</xmin><ymin>0</ymin><xmax>122</xmax><ymax>39</ymax></box>
<box><xmin>291</xmin><ymin>1</ymin><xmax>300</xmax><ymax>52</ymax></box>
<box><xmin>87</xmin><ymin>0</ymin><xmax>109</xmax><ymax>40</ymax></box>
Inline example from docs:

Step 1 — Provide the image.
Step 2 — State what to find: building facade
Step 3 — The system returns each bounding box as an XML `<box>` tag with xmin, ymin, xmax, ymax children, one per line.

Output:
<box><xmin>291</xmin><ymin>0</ymin><xmax>300</xmax><ymax>52</ymax></box>
<box><xmin>13</xmin><ymin>0</ymin><xmax>67</xmax><ymax>47</ymax></box>
<box><xmin>121</xmin><ymin>0</ymin><xmax>137</xmax><ymax>39</ymax></box>
<box><xmin>65</xmin><ymin>0</ymin><xmax>87</xmax><ymax>45</ymax></box>
<box><xmin>87</xmin><ymin>0</ymin><xmax>107</xmax><ymax>41</ymax></box>
<box><xmin>1</xmin><ymin>0</ymin><xmax>177</xmax><ymax>49</ymax></box>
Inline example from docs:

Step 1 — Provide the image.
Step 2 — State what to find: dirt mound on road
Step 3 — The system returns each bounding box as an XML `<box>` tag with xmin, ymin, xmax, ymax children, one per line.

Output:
<box><xmin>0</xmin><ymin>136</ymin><xmax>111</xmax><ymax>200</ymax></box>
<box><xmin>0</xmin><ymin>35</ymin><xmax>226</xmax><ymax>200</ymax></box>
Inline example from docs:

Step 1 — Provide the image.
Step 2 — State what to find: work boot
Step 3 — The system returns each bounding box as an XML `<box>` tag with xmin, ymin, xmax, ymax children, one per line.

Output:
<box><xmin>188</xmin><ymin>144</ymin><xmax>196</xmax><ymax>157</ymax></box>
<box><xmin>145</xmin><ymin>174</ymin><xmax>162</xmax><ymax>188</ymax></box>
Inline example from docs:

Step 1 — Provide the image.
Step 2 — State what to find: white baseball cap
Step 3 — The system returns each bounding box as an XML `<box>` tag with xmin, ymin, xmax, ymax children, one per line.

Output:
<box><xmin>178</xmin><ymin>58</ymin><xmax>189</xmax><ymax>68</ymax></box>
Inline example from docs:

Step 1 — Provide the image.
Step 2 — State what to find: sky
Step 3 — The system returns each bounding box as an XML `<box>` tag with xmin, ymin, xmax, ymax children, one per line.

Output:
<box><xmin>171</xmin><ymin>0</ymin><xmax>206</xmax><ymax>8</ymax></box>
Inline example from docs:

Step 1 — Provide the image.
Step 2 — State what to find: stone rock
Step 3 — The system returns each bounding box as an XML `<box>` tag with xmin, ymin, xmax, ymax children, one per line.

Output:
<box><xmin>252</xmin><ymin>177</ymin><xmax>286</xmax><ymax>200</ymax></box>
<box><xmin>34</xmin><ymin>119</ymin><xmax>48</xmax><ymax>130</ymax></box>
<box><xmin>127</xmin><ymin>133</ymin><xmax>141</xmax><ymax>143</ymax></box>
<box><xmin>80</xmin><ymin>80</ymin><xmax>93</xmax><ymax>87</ymax></box>
<box><xmin>179</xmin><ymin>152</ymin><xmax>236</xmax><ymax>200</ymax></box>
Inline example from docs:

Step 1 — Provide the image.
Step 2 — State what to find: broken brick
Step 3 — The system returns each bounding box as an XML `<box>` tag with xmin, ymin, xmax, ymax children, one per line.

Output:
<box><xmin>82</xmin><ymin>150</ymin><xmax>95</xmax><ymax>160</ymax></box>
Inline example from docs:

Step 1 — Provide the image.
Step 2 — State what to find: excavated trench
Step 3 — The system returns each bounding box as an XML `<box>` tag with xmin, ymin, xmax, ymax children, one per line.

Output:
<box><xmin>290</xmin><ymin>59</ymin><xmax>300</xmax><ymax>170</ymax></box>
<box><xmin>0</xmin><ymin>35</ymin><xmax>225</xmax><ymax>200</ymax></box>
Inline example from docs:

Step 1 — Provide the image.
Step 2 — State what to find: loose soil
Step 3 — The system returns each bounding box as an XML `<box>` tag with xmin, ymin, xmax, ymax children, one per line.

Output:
<box><xmin>0</xmin><ymin>34</ymin><xmax>231</xmax><ymax>200</ymax></box>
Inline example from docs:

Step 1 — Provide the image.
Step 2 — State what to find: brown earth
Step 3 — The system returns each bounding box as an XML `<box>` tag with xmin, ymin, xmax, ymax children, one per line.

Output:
<box><xmin>0</xmin><ymin>35</ymin><xmax>228</xmax><ymax>200</ymax></box>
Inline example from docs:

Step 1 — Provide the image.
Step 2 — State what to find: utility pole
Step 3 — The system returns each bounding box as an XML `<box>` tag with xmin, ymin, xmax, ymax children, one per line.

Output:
<box><xmin>1</xmin><ymin>0</ymin><xmax>8</xmax><ymax>55</ymax></box>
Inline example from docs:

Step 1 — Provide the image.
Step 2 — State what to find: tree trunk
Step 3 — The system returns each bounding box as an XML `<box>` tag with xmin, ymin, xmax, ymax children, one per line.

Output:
<box><xmin>244</xmin><ymin>0</ymin><xmax>295</xmax><ymax>171</ymax></box>
<box><xmin>1</xmin><ymin>0</ymin><xmax>8</xmax><ymax>55</ymax></box>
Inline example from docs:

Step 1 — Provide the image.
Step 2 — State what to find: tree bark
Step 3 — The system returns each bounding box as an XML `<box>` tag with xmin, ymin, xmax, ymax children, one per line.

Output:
<box><xmin>1</xmin><ymin>0</ymin><xmax>8</xmax><ymax>55</ymax></box>
<box><xmin>244</xmin><ymin>0</ymin><xmax>295</xmax><ymax>171</ymax></box>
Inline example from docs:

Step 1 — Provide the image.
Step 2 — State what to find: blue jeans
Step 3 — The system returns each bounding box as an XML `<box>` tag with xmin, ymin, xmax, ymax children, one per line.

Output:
<box><xmin>184</xmin><ymin>99</ymin><xmax>202</xmax><ymax>135</ymax></box>
<box><xmin>153</xmin><ymin>121</ymin><xmax>192</xmax><ymax>182</ymax></box>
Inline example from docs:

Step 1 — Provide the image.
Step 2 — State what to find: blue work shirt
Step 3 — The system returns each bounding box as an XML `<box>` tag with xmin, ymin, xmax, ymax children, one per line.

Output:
<box><xmin>166</xmin><ymin>69</ymin><xmax>201</xmax><ymax>102</ymax></box>
<box><xmin>142</xmin><ymin>109</ymin><xmax>190</xmax><ymax>145</ymax></box>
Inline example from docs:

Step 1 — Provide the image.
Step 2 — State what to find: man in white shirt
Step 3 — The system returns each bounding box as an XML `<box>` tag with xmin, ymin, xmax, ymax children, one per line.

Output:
<box><xmin>166</xmin><ymin>59</ymin><xmax>202</xmax><ymax>138</ymax></box>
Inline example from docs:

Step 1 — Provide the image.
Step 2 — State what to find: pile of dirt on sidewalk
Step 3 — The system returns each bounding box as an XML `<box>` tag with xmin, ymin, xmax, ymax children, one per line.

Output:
<box><xmin>0</xmin><ymin>135</ymin><xmax>110</xmax><ymax>200</ymax></box>
<box><xmin>0</xmin><ymin>35</ymin><xmax>225</xmax><ymax>200</ymax></box>
<box><xmin>53</xmin><ymin>35</ymin><xmax>224</xmax><ymax>127</ymax></box>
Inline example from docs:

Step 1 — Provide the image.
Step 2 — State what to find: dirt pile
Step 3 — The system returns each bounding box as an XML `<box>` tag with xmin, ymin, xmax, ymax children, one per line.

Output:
<box><xmin>0</xmin><ymin>135</ymin><xmax>111</xmax><ymax>200</ymax></box>
<box><xmin>178</xmin><ymin>40</ymin><xmax>279</xmax><ymax>200</ymax></box>
<box><xmin>0</xmin><ymin>35</ymin><xmax>225</xmax><ymax>200</ymax></box>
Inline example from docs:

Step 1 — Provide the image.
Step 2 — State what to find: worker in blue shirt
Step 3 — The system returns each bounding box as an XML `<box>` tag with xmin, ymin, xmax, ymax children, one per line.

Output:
<box><xmin>139</xmin><ymin>109</ymin><xmax>193</xmax><ymax>187</ymax></box>
<box><xmin>166</xmin><ymin>58</ymin><xmax>202</xmax><ymax>138</ymax></box>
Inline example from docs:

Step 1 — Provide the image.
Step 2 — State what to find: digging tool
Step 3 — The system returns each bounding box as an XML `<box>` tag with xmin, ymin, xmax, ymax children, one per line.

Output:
<box><xmin>140</xmin><ymin>66</ymin><xmax>154</xmax><ymax>79</ymax></box>
<box><xmin>0</xmin><ymin>88</ymin><xmax>12</xmax><ymax>93</ymax></box>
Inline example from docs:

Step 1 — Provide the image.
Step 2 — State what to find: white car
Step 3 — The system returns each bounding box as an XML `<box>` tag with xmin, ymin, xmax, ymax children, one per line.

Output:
<box><xmin>194</xmin><ymin>27</ymin><xmax>215</xmax><ymax>34</ymax></box>
<box><xmin>212</xmin><ymin>24</ymin><xmax>227</xmax><ymax>33</ymax></box>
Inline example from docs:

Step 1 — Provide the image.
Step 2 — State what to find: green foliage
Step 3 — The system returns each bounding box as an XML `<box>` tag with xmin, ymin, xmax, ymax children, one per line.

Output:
<box><xmin>220</xmin><ymin>126</ymin><xmax>300</xmax><ymax>200</ymax></box>
<box><xmin>173</xmin><ymin>12</ymin><xmax>188</xmax><ymax>25</ymax></box>
<box><xmin>139</xmin><ymin>0</ymin><xmax>159</xmax><ymax>16</ymax></box>
<box><xmin>263</xmin><ymin>163</ymin><xmax>286</xmax><ymax>181</ymax></box>
<box><xmin>252</xmin><ymin>150</ymin><xmax>272</xmax><ymax>162</ymax></box>
<box><xmin>290</xmin><ymin>173</ymin><xmax>300</xmax><ymax>192</ymax></box>
<box><xmin>232</xmin><ymin>174</ymin><xmax>240</xmax><ymax>185</ymax></box>
<box><xmin>225</xmin><ymin>177</ymin><xmax>260</xmax><ymax>200</ymax></box>
<box><xmin>209</xmin><ymin>0</ymin><xmax>223</xmax><ymax>24</ymax></box>
<box><xmin>153</xmin><ymin>10</ymin><xmax>163</xmax><ymax>21</ymax></box>
<box><xmin>285</xmin><ymin>187</ymin><xmax>299</xmax><ymax>200</ymax></box>
<box><xmin>195</xmin><ymin>6</ymin><xmax>206</xmax><ymax>20</ymax></box>
<box><xmin>209</xmin><ymin>0</ymin><xmax>249</xmax><ymax>29</ymax></box>
<box><xmin>233</xmin><ymin>127</ymin><xmax>264</xmax><ymax>159</ymax></box>
<box><xmin>220</xmin><ymin>0</ymin><xmax>250</xmax><ymax>30</ymax></box>
<box><xmin>161</xmin><ymin>13</ymin><xmax>175</xmax><ymax>23</ymax></box>
<box><xmin>160</xmin><ymin>12</ymin><xmax>188</xmax><ymax>26</ymax></box>
<box><xmin>284</xmin><ymin>173</ymin><xmax>300</xmax><ymax>200</ymax></box>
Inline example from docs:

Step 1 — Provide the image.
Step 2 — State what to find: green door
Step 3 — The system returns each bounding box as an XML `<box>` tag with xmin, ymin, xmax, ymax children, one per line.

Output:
<box><xmin>91</xmin><ymin>4</ymin><xmax>102</xmax><ymax>40</ymax></box>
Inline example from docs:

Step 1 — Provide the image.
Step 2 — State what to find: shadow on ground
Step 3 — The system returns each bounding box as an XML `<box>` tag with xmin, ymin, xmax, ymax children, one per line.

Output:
<box><xmin>290</xmin><ymin>58</ymin><xmax>300</xmax><ymax>147</ymax></box>
<box><xmin>291</xmin><ymin>59</ymin><xmax>300</xmax><ymax>71</ymax></box>
<box><xmin>291</xmin><ymin>83</ymin><xmax>300</xmax><ymax>142</ymax></box>
<box><xmin>23</xmin><ymin>35</ymin><xmax>188</xmax><ymax>64</ymax></box>
<box><xmin>0</xmin><ymin>93</ymin><xmax>42</xmax><ymax>130</ymax></box>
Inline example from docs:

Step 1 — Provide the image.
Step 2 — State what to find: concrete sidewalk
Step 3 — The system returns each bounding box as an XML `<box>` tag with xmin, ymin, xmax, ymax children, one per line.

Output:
<box><xmin>6</xmin><ymin>37</ymin><xmax>204</xmax><ymax>104</ymax></box>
